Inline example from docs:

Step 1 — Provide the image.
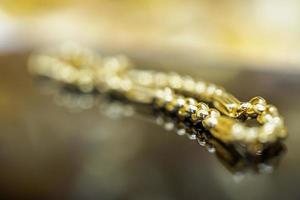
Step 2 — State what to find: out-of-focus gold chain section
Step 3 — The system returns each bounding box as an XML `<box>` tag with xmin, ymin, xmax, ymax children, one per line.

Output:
<box><xmin>28</xmin><ymin>43</ymin><xmax>287</xmax><ymax>145</ymax></box>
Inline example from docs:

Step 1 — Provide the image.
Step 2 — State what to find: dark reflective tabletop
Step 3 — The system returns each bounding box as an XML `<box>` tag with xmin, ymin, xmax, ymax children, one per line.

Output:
<box><xmin>0</xmin><ymin>53</ymin><xmax>299</xmax><ymax>200</ymax></box>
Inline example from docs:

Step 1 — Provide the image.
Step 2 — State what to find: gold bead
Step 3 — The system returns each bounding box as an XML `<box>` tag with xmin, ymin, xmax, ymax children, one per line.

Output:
<box><xmin>203</xmin><ymin>116</ymin><xmax>218</xmax><ymax>129</ymax></box>
<box><xmin>195</xmin><ymin>109</ymin><xmax>209</xmax><ymax>120</ymax></box>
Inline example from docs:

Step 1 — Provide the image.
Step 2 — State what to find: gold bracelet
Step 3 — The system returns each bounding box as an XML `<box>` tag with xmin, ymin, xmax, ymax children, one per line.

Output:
<box><xmin>28</xmin><ymin>42</ymin><xmax>287</xmax><ymax>147</ymax></box>
<box><xmin>31</xmin><ymin>78</ymin><xmax>286</xmax><ymax>174</ymax></box>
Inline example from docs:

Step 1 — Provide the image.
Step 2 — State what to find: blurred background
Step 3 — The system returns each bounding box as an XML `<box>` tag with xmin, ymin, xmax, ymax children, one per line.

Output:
<box><xmin>0</xmin><ymin>0</ymin><xmax>300</xmax><ymax>199</ymax></box>
<box><xmin>1</xmin><ymin>0</ymin><xmax>300</xmax><ymax>69</ymax></box>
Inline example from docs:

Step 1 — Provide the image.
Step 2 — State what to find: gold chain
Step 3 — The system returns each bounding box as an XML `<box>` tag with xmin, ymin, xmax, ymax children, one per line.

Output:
<box><xmin>28</xmin><ymin>42</ymin><xmax>287</xmax><ymax>145</ymax></box>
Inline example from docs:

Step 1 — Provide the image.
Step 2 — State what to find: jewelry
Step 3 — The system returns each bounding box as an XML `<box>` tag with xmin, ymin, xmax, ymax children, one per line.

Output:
<box><xmin>32</xmin><ymin>76</ymin><xmax>286</xmax><ymax>174</ymax></box>
<box><xmin>28</xmin><ymin>42</ymin><xmax>287</xmax><ymax>147</ymax></box>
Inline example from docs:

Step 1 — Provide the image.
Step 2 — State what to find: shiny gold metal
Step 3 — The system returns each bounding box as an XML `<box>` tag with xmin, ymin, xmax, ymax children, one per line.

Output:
<box><xmin>28</xmin><ymin>42</ymin><xmax>287</xmax><ymax>145</ymax></box>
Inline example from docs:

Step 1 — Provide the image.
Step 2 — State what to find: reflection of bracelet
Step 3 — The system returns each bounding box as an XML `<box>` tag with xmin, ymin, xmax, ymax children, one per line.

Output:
<box><xmin>28</xmin><ymin>42</ymin><xmax>287</xmax><ymax>146</ymax></box>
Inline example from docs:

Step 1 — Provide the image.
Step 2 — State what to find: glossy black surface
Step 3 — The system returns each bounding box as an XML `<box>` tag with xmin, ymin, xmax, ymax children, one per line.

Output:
<box><xmin>0</xmin><ymin>53</ymin><xmax>299</xmax><ymax>199</ymax></box>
